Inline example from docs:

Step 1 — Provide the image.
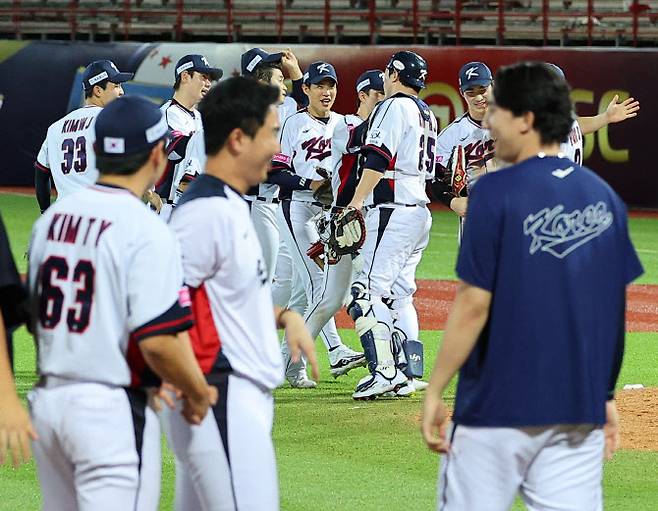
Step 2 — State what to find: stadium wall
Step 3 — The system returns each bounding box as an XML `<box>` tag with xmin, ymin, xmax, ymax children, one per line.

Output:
<box><xmin>0</xmin><ymin>41</ymin><xmax>655</xmax><ymax>208</ymax></box>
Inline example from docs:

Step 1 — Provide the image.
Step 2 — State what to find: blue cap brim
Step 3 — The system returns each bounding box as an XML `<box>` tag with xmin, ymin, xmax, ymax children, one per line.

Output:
<box><xmin>461</xmin><ymin>79</ymin><xmax>491</xmax><ymax>91</ymax></box>
<box><xmin>306</xmin><ymin>75</ymin><xmax>338</xmax><ymax>85</ymax></box>
<box><xmin>194</xmin><ymin>66</ymin><xmax>223</xmax><ymax>80</ymax></box>
<box><xmin>111</xmin><ymin>72</ymin><xmax>135</xmax><ymax>84</ymax></box>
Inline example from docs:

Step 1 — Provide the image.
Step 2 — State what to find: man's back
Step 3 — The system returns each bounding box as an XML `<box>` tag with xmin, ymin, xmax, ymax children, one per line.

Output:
<box><xmin>29</xmin><ymin>183</ymin><xmax>185</xmax><ymax>387</ymax></box>
<box><xmin>35</xmin><ymin>106</ymin><xmax>102</xmax><ymax>199</ymax></box>
<box><xmin>455</xmin><ymin>155</ymin><xmax>643</xmax><ymax>427</ymax></box>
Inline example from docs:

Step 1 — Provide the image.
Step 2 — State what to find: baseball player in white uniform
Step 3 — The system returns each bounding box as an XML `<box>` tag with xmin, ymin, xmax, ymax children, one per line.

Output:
<box><xmin>27</xmin><ymin>95</ymin><xmax>214</xmax><ymax>511</ymax></box>
<box><xmin>241</xmin><ymin>48</ymin><xmax>313</xmax><ymax>282</ymax></box>
<box><xmin>165</xmin><ymin>77</ymin><xmax>318</xmax><ymax>511</ymax></box>
<box><xmin>347</xmin><ymin>51</ymin><xmax>438</xmax><ymax>400</ymax></box>
<box><xmin>156</xmin><ymin>54</ymin><xmax>223</xmax><ymax>220</ymax></box>
<box><xmin>275</xmin><ymin>61</ymin><xmax>365</xmax><ymax>387</ymax></box>
<box><xmin>34</xmin><ymin>60</ymin><xmax>133</xmax><ymax>213</ymax></box>
<box><xmin>301</xmin><ymin>70</ymin><xmax>385</xmax><ymax>379</ymax></box>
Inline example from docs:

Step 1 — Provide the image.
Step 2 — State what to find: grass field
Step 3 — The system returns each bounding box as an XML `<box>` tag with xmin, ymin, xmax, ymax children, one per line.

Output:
<box><xmin>1</xmin><ymin>192</ymin><xmax>657</xmax><ymax>510</ymax></box>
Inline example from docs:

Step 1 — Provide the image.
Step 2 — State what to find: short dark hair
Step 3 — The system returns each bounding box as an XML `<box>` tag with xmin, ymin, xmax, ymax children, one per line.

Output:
<box><xmin>199</xmin><ymin>77</ymin><xmax>280</xmax><ymax>157</ymax></box>
<box><xmin>493</xmin><ymin>62</ymin><xmax>573</xmax><ymax>145</ymax></box>
<box><xmin>84</xmin><ymin>80</ymin><xmax>110</xmax><ymax>99</ymax></box>
<box><xmin>253</xmin><ymin>62</ymin><xmax>283</xmax><ymax>83</ymax></box>
<box><xmin>174</xmin><ymin>70</ymin><xmax>196</xmax><ymax>91</ymax></box>
<box><xmin>96</xmin><ymin>148</ymin><xmax>153</xmax><ymax>176</ymax></box>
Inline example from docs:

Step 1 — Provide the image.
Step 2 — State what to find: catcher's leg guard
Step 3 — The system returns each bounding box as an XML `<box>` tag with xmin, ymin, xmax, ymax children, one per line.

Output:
<box><xmin>347</xmin><ymin>284</ymin><xmax>396</xmax><ymax>379</ymax></box>
<box><xmin>401</xmin><ymin>339</ymin><xmax>424</xmax><ymax>378</ymax></box>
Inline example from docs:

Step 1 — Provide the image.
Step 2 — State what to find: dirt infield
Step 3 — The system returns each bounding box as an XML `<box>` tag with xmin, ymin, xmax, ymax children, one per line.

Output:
<box><xmin>336</xmin><ymin>280</ymin><xmax>658</xmax><ymax>332</ymax></box>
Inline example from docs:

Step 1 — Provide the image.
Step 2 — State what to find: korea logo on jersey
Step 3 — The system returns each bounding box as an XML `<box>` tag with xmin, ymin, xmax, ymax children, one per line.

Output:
<box><xmin>523</xmin><ymin>201</ymin><xmax>613</xmax><ymax>259</ymax></box>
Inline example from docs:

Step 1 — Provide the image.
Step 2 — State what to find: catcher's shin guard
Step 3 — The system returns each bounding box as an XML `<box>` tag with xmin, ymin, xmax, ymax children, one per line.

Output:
<box><xmin>347</xmin><ymin>285</ymin><xmax>396</xmax><ymax>378</ymax></box>
<box><xmin>402</xmin><ymin>339</ymin><xmax>424</xmax><ymax>378</ymax></box>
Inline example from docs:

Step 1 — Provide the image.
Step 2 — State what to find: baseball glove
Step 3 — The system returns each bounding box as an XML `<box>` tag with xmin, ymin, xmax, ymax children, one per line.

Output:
<box><xmin>312</xmin><ymin>179</ymin><xmax>333</xmax><ymax>206</ymax></box>
<box><xmin>329</xmin><ymin>207</ymin><xmax>366</xmax><ymax>256</ymax></box>
<box><xmin>447</xmin><ymin>144</ymin><xmax>467</xmax><ymax>197</ymax></box>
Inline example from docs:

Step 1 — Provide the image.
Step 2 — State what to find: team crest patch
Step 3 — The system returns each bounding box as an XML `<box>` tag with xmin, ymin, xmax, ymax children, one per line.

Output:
<box><xmin>523</xmin><ymin>201</ymin><xmax>613</xmax><ymax>259</ymax></box>
<box><xmin>367</xmin><ymin>129</ymin><xmax>383</xmax><ymax>143</ymax></box>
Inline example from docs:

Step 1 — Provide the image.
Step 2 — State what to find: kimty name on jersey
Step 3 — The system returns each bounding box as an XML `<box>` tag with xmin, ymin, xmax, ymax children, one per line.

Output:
<box><xmin>61</xmin><ymin>117</ymin><xmax>94</xmax><ymax>134</ymax></box>
<box><xmin>46</xmin><ymin>213</ymin><xmax>112</xmax><ymax>248</ymax></box>
<box><xmin>302</xmin><ymin>136</ymin><xmax>332</xmax><ymax>161</ymax></box>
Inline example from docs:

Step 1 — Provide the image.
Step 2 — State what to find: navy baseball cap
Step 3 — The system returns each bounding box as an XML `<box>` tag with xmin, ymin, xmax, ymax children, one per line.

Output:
<box><xmin>546</xmin><ymin>63</ymin><xmax>566</xmax><ymax>80</ymax></box>
<box><xmin>82</xmin><ymin>60</ymin><xmax>134</xmax><ymax>91</ymax></box>
<box><xmin>175</xmin><ymin>54</ymin><xmax>223</xmax><ymax>81</ymax></box>
<box><xmin>356</xmin><ymin>70</ymin><xmax>384</xmax><ymax>93</ymax></box>
<box><xmin>303</xmin><ymin>61</ymin><xmax>338</xmax><ymax>85</ymax></box>
<box><xmin>95</xmin><ymin>95</ymin><xmax>169</xmax><ymax>157</ymax></box>
<box><xmin>241</xmin><ymin>48</ymin><xmax>284</xmax><ymax>76</ymax></box>
<box><xmin>458</xmin><ymin>62</ymin><xmax>493</xmax><ymax>91</ymax></box>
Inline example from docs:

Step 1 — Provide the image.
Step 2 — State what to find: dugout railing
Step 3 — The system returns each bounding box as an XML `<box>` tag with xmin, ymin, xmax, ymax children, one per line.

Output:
<box><xmin>0</xmin><ymin>0</ymin><xmax>656</xmax><ymax>46</ymax></box>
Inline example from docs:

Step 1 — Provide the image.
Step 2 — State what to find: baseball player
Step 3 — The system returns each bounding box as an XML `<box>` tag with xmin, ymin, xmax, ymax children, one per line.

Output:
<box><xmin>34</xmin><ymin>60</ymin><xmax>133</xmax><ymax>213</ymax></box>
<box><xmin>547</xmin><ymin>63</ymin><xmax>640</xmax><ymax>165</ymax></box>
<box><xmin>165</xmin><ymin>77</ymin><xmax>318</xmax><ymax>511</ymax></box>
<box><xmin>422</xmin><ymin>62</ymin><xmax>643</xmax><ymax>511</ymax></box>
<box><xmin>346</xmin><ymin>51</ymin><xmax>438</xmax><ymax>400</ymax></box>
<box><xmin>300</xmin><ymin>70</ymin><xmax>385</xmax><ymax>380</ymax></box>
<box><xmin>275</xmin><ymin>61</ymin><xmax>365</xmax><ymax>388</ymax></box>
<box><xmin>432</xmin><ymin>62</ymin><xmax>495</xmax><ymax>227</ymax></box>
<box><xmin>242</xmin><ymin>47</ymin><xmax>312</xmax><ymax>281</ymax></box>
<box><xmin>0</xmin><ymin>214</ymin><xmax>35</xmax><ymax>468</ymax></box>
<box><xmin>27</xmin><ymin>95</ymin><xmax>215</xmax><ymax>511</ymax></box>
<box><xmin>156</xmin><ymin>54</ymin><xmax>223</xmax><ymax>220</ymax></box>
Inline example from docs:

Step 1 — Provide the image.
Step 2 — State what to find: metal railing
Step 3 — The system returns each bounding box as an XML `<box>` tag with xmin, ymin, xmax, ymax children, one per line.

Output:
<box><xmin>0</xmin><ymin>1</ymin><xmax>656</xmax><ymax>46</ymax></box>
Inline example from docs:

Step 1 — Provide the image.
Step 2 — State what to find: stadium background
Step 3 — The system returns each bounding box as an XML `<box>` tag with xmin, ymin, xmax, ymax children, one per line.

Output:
<box><xmin>1</xmin><ymin>1</ymin><xmax>657</xmax><ymax>510</ymax></box>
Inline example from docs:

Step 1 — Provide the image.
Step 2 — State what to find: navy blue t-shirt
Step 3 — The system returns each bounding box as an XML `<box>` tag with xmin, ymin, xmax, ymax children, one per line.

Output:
<box><xmin>454</xmin><ymin>155</ymin><xmax>643</xmax><ymax>427</ymax></box>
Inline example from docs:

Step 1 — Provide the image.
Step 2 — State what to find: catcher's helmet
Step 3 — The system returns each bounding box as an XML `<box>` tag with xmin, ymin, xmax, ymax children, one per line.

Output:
<box><xmin>386</xmin><ymin>51</ymin><xmax>428</xmax><ymax>90</ymax></box>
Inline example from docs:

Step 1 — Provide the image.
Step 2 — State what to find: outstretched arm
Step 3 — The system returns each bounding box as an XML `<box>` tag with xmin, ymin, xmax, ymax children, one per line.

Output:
<box><xmin>578</xmin><ymin>95</ymin><xmax>640</xmax><ymax>135</ymax></box>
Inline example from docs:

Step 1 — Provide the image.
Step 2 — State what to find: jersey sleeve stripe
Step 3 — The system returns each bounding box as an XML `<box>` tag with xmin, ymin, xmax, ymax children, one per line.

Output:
<box><xmin>362</xmin><ymin>144</ymin><xmax>393</xmax><ymax>163</ymax></box>
<box><xmin>131</xmin><ymin>305</ymin><xmax>193</xmax><ymax>342</ymax></box>
<box><xmin>35</xmin><ymin>161</ymin><xmax>50</xmax><ymax>173</ymax></box>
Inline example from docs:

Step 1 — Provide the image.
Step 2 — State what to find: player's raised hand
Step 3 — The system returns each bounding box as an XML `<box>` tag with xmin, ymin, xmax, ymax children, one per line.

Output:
<box><xmin>605</xmin><ymin>94</ymin><xmax>640</xmax><ymax>124</ymax></box>
<box><xmin>0</xmin><ymin>394</ymin><xmax>38</xmax><ymax>468</ymax></box>
<box><xmin>281</xmin><ymin>48</ymin><xmax>303</xmax><ymax>80</ymax></box>
<box><xmin>421</xmin><ymin>392</ymin><xmax>450</xmax><ymax>454</ymax></box>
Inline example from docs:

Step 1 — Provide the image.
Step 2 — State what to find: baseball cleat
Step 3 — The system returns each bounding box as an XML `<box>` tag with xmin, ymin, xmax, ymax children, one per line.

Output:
<box><xmin>287</xmin><ymin>373</ymin><xmax>318</xmax><ymax>389</ymax></box>
<box><xmin>410</xmin><ymin>378</ymin><xmax>428</xmax><ymax>392</ymax></box>
<box><xmin>352</xmin><ymin>370</ymin><xmax>408</xmax><ymax>400</ymax></box>
<box><xmin>328</xmin><ymin>345</ymin><xmax>367</xmax><ymax>378</ymax></box>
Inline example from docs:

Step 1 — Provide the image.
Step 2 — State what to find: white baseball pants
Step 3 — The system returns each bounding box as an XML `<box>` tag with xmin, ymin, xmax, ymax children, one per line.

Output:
<box><xmin>162</xmin><ymin>373</ymin><xmax>278</xmax><ymax>511</ymax></box>
<box><xmin>438</xmin><ymin>423</ymin><xmax>605</xmax><ymax>511</ymax></box>
<box><xmin>248</xmin><ymin>200</ymin><xmax>279</xmax><ymax>282</ymax></box>
<box><xmin>28</xmin><ymin>381</ymin><xmax>156</xmax><ymax>511</ymax></box>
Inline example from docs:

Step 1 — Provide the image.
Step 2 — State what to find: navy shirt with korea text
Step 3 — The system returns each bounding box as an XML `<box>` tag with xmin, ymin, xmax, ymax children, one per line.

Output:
<box><xmin>454</xmin><ymin>155</ymin><xmax>643</xmax><ymax>427</ymax></box>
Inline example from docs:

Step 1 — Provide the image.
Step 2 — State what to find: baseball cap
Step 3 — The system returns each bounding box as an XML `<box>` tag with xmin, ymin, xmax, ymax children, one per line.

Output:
<box><xmin>303</xmin><ymin>61</ymin><xmax>338</xmax><ymax>86</ymax></box>
<box><xmin>356</xmin><ymin>70</ymin><xmax>384</xmax><ymax>93</ymax></box>
<box><xmin>82</xmin><ymin>60</ymin><xmax>134</xmax><ymax>91</ymax></box>
<box><xmin>546</xmin><ymin>63</ymin><xmax>566</xmax><ymax>80</ymax></box>
<box><xmin>175</xmin><ymin>54</ymin><xmax>223</xmax><ymax>81</ymax></box>
<box><xmin>241</xmin><ymin>48</ymin><xmax>284</xmax><ymax>76</ymax></box>
<box><xmin>95</xmin><ymin>95</ymin><xmax>169</xmax><ymax>157</ymax></box>
<box><xmin>458</xmin><ymin>62</ymin><xmax>493</xmax><ymax>91</ymax></box>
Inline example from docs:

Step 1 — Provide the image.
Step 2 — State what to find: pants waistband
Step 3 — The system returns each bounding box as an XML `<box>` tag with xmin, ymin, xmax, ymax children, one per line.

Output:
<box><xmin>37</xmin><ymin>375</ymin><xmax>120</xmax><ymax>389</ymax></box>
<box><xmin>247</xmin><ymin>195</ymin><xmax>280</xmax><ymax>204</ymax></box>
<box><xmin>289</xmin><ymin>199</ymin><xmax>330</xmax><ymax>210</ymax></box>
<box><xmin>364</xmin><ymin>203</ymin><xmax>422</xmax><ymax>212</ymax></box>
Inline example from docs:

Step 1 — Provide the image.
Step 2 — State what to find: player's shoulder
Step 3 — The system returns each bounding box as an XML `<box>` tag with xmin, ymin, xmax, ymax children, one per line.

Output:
<box><xmin>175</xmin><ymin>174</ymin><xmax>234</xmax><ymax>211</ymax></box>
<box><xmin>280</xmin><ymin>109</ymin><xmax>308</xmax><ymax>130</ymax></box>
<box><xmin>438</xmin><ymin>113</ymin><xmax>471</xmax><ymax>136</ymax></box>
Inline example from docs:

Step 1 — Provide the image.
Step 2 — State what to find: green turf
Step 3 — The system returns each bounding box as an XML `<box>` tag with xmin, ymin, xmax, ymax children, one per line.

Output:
<box><xmin>3</xmin><ymin>328</ymin><xmax>658</xmax><ymax>510</ymax></box>
<box><xmin>3</xmin><ymin>192</ymin><xmax>658</xmax><ymax>283</ymax></box>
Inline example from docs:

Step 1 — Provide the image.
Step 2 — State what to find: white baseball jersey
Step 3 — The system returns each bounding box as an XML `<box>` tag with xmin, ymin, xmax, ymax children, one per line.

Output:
<box><xmin>247</xmin><ymin>96</ymin><xmax>302</xmax><ymax>201</ymax></box>
<box><xmin>331</xmin><ymin>113</ymin><xmax>363</xmax><ymax>208</ymax></box>
<box><xmin>435</xmin><ymin>113</ymin><xmax>495</xmax><ymax>190</ymax></box>
<box><xmin>159</xmin><ymin>99</ymin><xmax>203</xmax><ymax>201</ymax></box>
<box><xmin>561</xmin><ymin>119</ymin><xmax>583</xmax><ymax>164</ymax></box>
<box><xmin>276</xmin><ymin>110</ymin><xmax>343</xmax><ymax>202</ymax></box>
<box><xmin>363</xmin><ymin>93</ymin><xmax>437</xmax><ymax>206</ymax></box>
<box><xmin>28</xmin><ymin>183</ymin><xmax>192</xmax><ymax>387</ymax></box>
<box><xmin>170</xmin><ymin>174</ymin><xmax>284</xmax><ymax>390</ymax></box>
<box><xmin>35</xmin><ymin>105</ymin><xmax>102</xmax><ymax>199</ymax></box>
